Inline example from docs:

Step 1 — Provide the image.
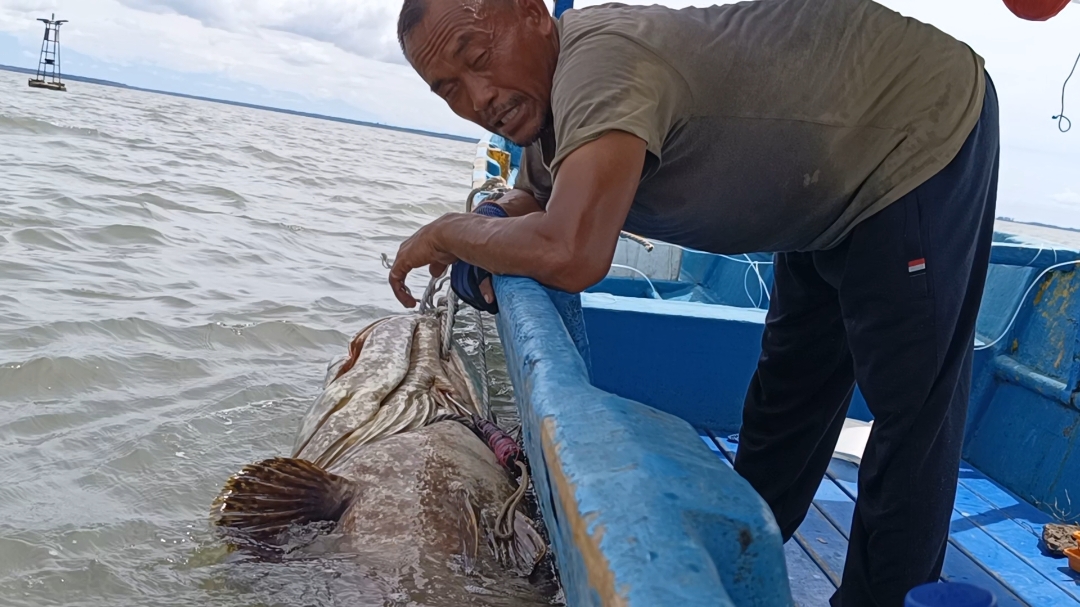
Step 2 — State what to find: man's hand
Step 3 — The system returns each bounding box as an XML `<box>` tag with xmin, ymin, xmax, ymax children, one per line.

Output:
<box><xmin>388</xmin><ymin>217</ymin><xmax>459</xmax><ymax>308</ymax></box>
<box><xmin>390</xmin><ymin>190</ymin><xmax>542</xmax><ymax>309</ymax></box>
<box><xmin>387</xmin><ymin>131</ymin><xmax>647</xmax><ymax>307</ymax></box>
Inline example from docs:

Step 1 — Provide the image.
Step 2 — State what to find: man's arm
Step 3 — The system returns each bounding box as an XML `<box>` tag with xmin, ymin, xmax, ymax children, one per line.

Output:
<box><xmin>491</xmin><ymin>188</ymin><xmax>545</xmax><ymax>217</ymax></box>
<box><xmin>389</xmin><ymin>130</ymin><xmax>646</xmax><ymax>308</ymax></box>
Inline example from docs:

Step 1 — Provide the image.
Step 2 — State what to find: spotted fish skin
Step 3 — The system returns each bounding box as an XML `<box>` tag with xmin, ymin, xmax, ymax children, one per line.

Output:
<box><xmin>211</xmin><ymin>309</ymin><xmax>553</xmax><ymax>606</ymax></box>
<box><xmin>291</xmin><ymin>315</ymin><xmax>417</xmax><ymax>461</ymax></box>
<box><xmin>293</xmin><ymin>313</ymin><xmax>481</xmax><ymax>466</ymax></box>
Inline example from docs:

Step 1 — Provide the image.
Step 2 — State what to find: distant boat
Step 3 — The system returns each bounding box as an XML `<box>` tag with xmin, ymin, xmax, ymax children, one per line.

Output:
<box><xmin>28</xmin><ymin>14</ymin><xmax>68</xmax><ymax>92</ymax></box>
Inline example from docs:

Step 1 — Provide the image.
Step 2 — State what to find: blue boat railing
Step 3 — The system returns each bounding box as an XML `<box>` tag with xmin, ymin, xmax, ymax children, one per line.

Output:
<box><xmin>493</xmin><ymin>275</ymin><xmax>793</xmax><ymax>607</ymax></box>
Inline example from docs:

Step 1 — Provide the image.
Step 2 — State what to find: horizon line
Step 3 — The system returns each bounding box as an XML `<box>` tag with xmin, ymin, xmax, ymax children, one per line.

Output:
<box><xmin>0</xmin><ymin>63</ymin><xmax>480</xmax><ymax>144</ymax></box>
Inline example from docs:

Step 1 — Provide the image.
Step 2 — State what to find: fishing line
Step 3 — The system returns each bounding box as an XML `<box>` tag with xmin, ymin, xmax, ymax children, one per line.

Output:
<box><xmin>1053</xmin><ymin>49</ymin><xmax>1080</xmax><ymax>133</ymax></box>
<box><xmin>609</xmin><ymin>263</ymin><xmax>663</xmax><ymax>299</ymax></box>
<box><xmin>974</xmin><ymin>260</ymin><xmax>1080</xmax><ymax>351</ymax></box>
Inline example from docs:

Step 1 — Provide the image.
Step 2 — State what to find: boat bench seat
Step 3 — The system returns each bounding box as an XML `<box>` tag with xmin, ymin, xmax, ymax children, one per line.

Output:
<box><xmin>700</xmin><ymin>432</ymin><xmax>1080</xmax><ymax>606</ymax></box>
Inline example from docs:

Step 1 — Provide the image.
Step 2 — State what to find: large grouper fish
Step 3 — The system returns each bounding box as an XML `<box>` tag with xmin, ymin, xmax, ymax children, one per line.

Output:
<box><xmin>209</xmin><ymin>297</ymin><xmax>558</xmax><ymax>606</ymax></box>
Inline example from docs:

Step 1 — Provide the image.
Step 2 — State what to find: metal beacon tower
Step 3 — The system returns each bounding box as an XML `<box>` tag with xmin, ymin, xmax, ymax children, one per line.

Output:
<box><xmin>28</xmin><ymin>13</ymin><xmax>68</xmax><ymax>91</ymax></box>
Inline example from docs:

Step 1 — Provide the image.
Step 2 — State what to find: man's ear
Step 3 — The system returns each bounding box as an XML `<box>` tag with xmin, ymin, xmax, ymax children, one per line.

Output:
<box><xmin>517</xmin><ymin>0</ymin><xmax>553</xmax><ymax>31</ymax></box>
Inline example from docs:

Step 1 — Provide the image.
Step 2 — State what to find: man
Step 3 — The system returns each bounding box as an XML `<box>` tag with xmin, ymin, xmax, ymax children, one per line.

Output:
<box><xmin>389</xmin><ymin>0</ymin><xmax>999</xmax><ymax>604</ymax></box>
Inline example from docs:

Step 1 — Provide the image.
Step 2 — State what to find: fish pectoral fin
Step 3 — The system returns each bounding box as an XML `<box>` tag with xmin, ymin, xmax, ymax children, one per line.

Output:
<box><xmin>510</xmin><ymin>511</ymin><xmax>548</xmax><ymax>576</ymax></box>
<box><xmin>211</xmin><ymin>457</ymin><xmax>356</xmax><ymax>549</ymax></box>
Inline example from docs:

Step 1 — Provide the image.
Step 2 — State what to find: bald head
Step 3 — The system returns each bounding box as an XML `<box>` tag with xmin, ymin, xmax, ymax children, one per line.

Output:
<box><xmin>397</xmin><ymin>0</ymin><xmax>429</xmax><ymax>56</ymax></box>
<box><xmin>397</xmin><ymin>0</ymin><xmax>559</xmax><ymax>146</ymax></box>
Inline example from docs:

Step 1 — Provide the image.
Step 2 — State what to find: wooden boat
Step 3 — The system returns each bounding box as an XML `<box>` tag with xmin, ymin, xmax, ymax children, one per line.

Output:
<box><xmin>464</xmin><ymin>7</ymin><xmax>1080</xmax><ymax>599</ymax></box>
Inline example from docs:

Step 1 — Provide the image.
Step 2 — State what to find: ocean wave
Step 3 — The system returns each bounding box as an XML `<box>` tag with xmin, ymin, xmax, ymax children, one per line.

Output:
<box><xmin>0</xmin><ymin>353</ymin><xmax>214</xmax><ymax>400</ymax></box>
<box><xmin>191</xmin><ymin>186</ymin><xmax>248</xmax><ymax>209</ymax></box>
<box><xmin>0</xmin><ymin>316</ymin><xmax>348</xmax><ymax>353</ymax></box>
<box><xmin>8</xmin><ymin>228</ymin><xmax>79</xmax><ymax>252</ymax></box>
<box><xmin>0</xmin><ymin>68</ymin><xmax>486</xmax><ymax>607</ymax></box>
<box><xmin>78</xmin><ymin>224</ymin><xmax>171</xmax><ymax>247</ymax></box>
<box><xmin>0</xmin><ymin>114</ymin><xmax>102</xmax><ymax>138</ymax></box>
<box><xmin>110</xmin><ymin>192</ymin><xmax>212</xmax><ymax>216</ymax></box>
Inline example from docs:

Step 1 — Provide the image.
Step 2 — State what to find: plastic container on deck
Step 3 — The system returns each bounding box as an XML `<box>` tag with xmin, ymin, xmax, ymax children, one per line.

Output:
<box><xmin>904</xmin><ymin>582</ymin><xmax>998</xmax><ymax>607</ymax></box>
<box><xmin>1066</xmin><ymin>547</ymin><xmax>1080</xmax><ymax>573</ymax></box>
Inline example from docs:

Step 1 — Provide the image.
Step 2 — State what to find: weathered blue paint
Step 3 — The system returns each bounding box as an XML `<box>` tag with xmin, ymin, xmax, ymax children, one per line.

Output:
<box><xmin>711</xmin><ymin>434</ymin><xmax>1058</xmax><ymax>606</ymax></box>
<box><xmin>989</xmin><ymin>241</ymin><xmax>1080</xmax><ymax>270</ymax></box>
<box><xmin>580</xmin><ymin>294</ymin><xmax>766</xmax><ymax>432</ymax></box>
<box><xmin>782</xmin><ymin>541</ymin><xmax>838</xmax><ymax>605</ymax></box>
<box><xmin>492</xmin><ymin>274</ymin><xmax>793</xmax><ymax>607</ymax></box>
<box><xmin>473</xmin><ymin>132</ymin><xmax>1080</xmax><ymax>603</ymax></box>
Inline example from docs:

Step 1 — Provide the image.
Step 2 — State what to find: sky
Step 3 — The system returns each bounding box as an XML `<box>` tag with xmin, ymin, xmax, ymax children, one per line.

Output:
<box><xmin>0</xmin><ymin>0</ymin><xmax>1078</xmax><ymax>227</ymax></box>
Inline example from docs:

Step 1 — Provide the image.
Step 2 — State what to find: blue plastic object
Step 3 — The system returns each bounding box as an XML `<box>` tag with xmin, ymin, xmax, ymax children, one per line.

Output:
<box><xmin>905</xmin><ymin>583</ymin><xmax>998</xmax><ymax>607</ymax></box>
<box><xmin>553</xmin><ymin>0</ymin><xmax>575</xmax><ymax>18</ymax></box>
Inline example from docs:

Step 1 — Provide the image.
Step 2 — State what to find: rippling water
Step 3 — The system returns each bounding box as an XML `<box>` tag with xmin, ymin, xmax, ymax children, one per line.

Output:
<box><xmin>0</xmin><ymin>69</ymin><xmax>507</xmax><ymax>606</ymax></box>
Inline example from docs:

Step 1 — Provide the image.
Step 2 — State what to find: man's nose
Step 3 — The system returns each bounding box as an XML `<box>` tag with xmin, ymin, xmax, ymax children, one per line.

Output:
<box><xmin>464</xmin><ymin>75</ymin><xmax>498</xmax><ymax>115</ymax></box>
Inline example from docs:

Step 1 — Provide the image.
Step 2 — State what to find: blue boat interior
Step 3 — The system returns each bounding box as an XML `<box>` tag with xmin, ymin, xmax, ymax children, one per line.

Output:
<box><xmin>575</xmin><ymin>237</ymin><xmax>1080</xmax><ymax>606</ymax></box>
<box><xmin>476</xmin><ymin>132</ymin><xmax>1080</xmax><ymax>603</ymax></box>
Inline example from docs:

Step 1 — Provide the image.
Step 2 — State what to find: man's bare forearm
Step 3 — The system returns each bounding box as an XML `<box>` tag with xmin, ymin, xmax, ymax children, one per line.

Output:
<box><xmin>388</xmin><ymin>132</ymin><xmax>645</xmax><ymax>307</ymax></box>
<box><xmin>433</xmin><ymin>211</ymin><xmax>584</xmax><ymax>290</ymax></box>
<box><xmin>490</xmin><ymin>188</ymin><xmax>545</xmax><ymax>217</ymax></box>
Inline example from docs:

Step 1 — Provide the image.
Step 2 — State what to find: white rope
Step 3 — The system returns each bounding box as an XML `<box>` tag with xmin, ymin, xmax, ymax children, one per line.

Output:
<box><xmin>609</xmin><ymin>263</ymin><xmax>662</xmax><ymax>299</ymax></box>
<box><xmin>466</xmin><ymin>177</ymin><xmax>508</xmax><ymax>213</ymax></box>
<box><xmin>974</xmin><ymin>260</ymin><xmax>1080</xmax><ymax>351</ymax></box>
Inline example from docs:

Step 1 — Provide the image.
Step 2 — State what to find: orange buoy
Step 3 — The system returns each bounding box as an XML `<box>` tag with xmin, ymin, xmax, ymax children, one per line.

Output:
<box><xmin>1002</xmin><ymin>0</ymin><xmax>1071</xmax><ymax>21</ymax></box>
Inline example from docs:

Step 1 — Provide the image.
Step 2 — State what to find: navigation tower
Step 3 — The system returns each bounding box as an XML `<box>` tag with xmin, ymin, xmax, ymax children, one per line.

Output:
<box><xmin>28</xmin><ymin>14</ymin><xmax>68</xmax><ymax>92</ymax></box>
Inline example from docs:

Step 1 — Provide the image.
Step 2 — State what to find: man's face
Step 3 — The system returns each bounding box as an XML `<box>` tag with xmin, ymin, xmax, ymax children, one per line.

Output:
<box><xmin>404</xmin><ymin>0</ymin><xmax>556</xmax><ymax>146</ymax></box>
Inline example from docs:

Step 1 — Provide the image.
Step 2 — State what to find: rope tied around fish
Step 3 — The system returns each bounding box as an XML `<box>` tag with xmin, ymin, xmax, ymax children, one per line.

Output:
<box><xmin>209</xmin><ymin>280</ymin><xmax>548</xmax><ymax>580</ymax></box>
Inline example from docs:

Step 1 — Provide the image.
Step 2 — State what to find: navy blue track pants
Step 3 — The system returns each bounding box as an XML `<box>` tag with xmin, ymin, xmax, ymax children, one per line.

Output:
<box><xmin>733</xmin><ymin>74</ymin><xmax>1000</xmax><ymax>607</ymax></box>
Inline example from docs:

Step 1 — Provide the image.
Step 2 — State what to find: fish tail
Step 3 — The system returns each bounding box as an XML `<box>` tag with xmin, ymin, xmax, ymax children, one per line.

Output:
<box><xmin>210</xmin><ymin>457</ymin><xmax>356</xmax><ymax>550</ymax></box>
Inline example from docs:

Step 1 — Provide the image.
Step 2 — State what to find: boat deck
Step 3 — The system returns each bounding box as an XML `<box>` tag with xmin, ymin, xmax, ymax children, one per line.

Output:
<box><xmin>700</xmin><ymin>432</ymin><xmax>1080</xmax><ymax>606</ymax></box>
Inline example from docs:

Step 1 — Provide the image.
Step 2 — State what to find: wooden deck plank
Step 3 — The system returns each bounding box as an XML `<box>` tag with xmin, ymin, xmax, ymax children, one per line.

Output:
<box><xmin>955</xmin><ymin>463</ymin><xmax>1075</xmax><ymax>569</ymax></box>
<box><xmin>784</xmin><ymin>540</ymin><xmax>839</xmax><ymax>606</ymax></box>
<box><xmin>792</xmin><ymin>504</ymin><xmax>848</xmax><ymax>587</ymax></box>
<box><xmin>825</xmin><ymin>459</ymin><xmax>859</xmax><ymax>501</ymax></box>
<box><xmin>953</xmin><ymin>482</ymin><xmax>1080</xmax><ymax>600</ymax></box>
<box><xmin>825</xmin><ymin>454</ymin><xmax>1076</xmax><ymax>605</ymax></box>
<box><xmin>705</xmin><ymin>433</ymin><xmax>850</xmax><ymax>588</ymax></box>
<box><xmin>947</xmin><ymin>516</ymin><xmax>1078</xmax><ymax>605</ymax></box>
<box><xmin>824</xmin><ymin>457</ymin><xmax>1078</xmax><ymax>604</ymax></box>
<box><xmin>707</xmin><ymin>432</ymin><xmax>1055</xmax><ymax>605</ymax></box>
<box><xmin>941</xmin><ymin>543</ymin><xmax>1030</xmax><ymax>607</ymax></box>
<box><xmin>712</xmin><ymin>434</ymin><xmax>857</xmax><ymax>541</ymax></box>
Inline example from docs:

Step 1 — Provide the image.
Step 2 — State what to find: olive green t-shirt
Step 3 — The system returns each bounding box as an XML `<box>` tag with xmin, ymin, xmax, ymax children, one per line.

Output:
<box><xmin>515</xmin><ymin>0</ymin><xmax>986</xmax><ymax>253</ymax></box>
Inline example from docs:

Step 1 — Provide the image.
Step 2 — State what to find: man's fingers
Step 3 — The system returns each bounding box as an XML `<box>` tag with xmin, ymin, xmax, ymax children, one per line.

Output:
<box><xmin>388</xmin><ymin>262</ymin><xmax>418</xmax><ymax>308</ymax></box>
<box><xmin>429</xmin><ymin>262</ymin><xmax>448</xmax><ymax>279</ymax></box>
<box><xmin>479</xmin><ymin>276</ymin><xmax>495</xmax><ymax>304</ymax></box>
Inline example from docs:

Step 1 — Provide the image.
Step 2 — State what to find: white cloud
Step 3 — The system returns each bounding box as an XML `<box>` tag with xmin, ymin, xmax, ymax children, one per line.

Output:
<box><xmin>0</xmin><ymin>0</ymin><xmax>1077</xmax><ymax>226</ymax></box>
<box><xmin>0</xmin><ymin>0</ymin><xmax>482</xmax><ymax>137</ymax></box>
<box><xmin>115</xmin><ymin>0</ymin><xmax>406</xmax><ymax>64</ymax></box>
<box><xmin>1052</xmin><ymin>190</ymin><xmax>1080</xmax><ymax>204</ymax></box>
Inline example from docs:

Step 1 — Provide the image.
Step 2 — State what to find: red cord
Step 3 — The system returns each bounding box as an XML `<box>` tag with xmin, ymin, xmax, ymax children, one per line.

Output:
<box><xmin>474</xmin><ymin>418</ymin><xmax>522</xmax><ymax>476</ymax></box>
